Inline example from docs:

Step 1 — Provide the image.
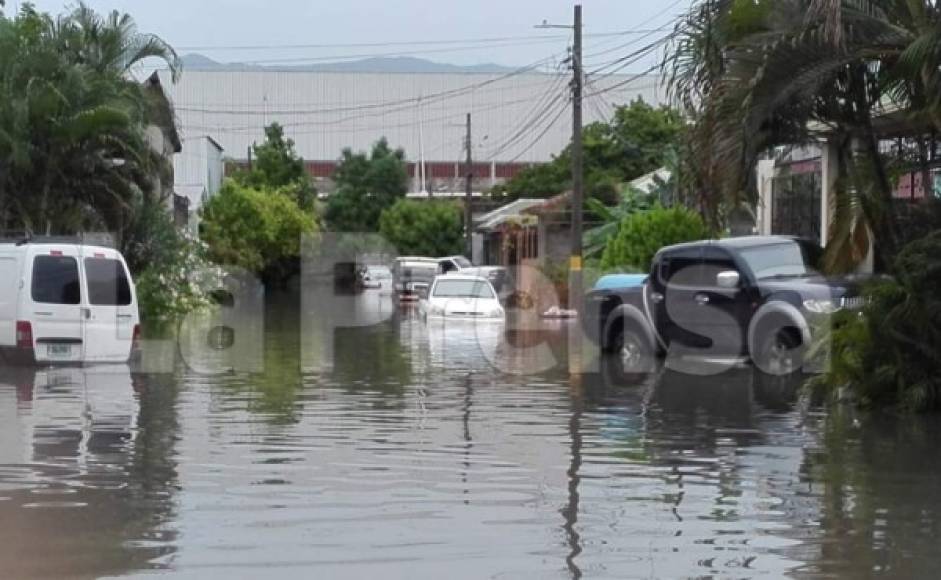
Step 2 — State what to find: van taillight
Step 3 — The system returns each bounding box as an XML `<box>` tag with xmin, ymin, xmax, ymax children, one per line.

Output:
<box><xmin>132</xmin><ymin>324</ymin><xmax>141</xmax><ymax>351</ymax></box>
<box><xmin>16</xmin><ymin>320</ymin><xmax>33</xmax><ymax>349</ymax></box>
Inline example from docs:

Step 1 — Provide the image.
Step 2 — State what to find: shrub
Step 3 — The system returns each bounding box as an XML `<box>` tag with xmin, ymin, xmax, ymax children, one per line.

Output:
<box><xmin>379</xmin><ymin>199</ymin><xmax>464</xmax><ymax>257</ymax></box>
<box><xmin>122</xmin><ymin>199</ymin><xmax>219</xmax><ymax>335</ymax></box>
<box><xmin>600</xmin><ymin>205</ymin><xmax>709</xmax><ymax>272</ymax></box>
<box><xmin>812</xmin><ymin>231</ymin><xmax>941</xmax><ymax>411</ymax></box>
<box><xmin>200</xmin><ymin>181</ymin><xmax>317</xmax><ymax>283</ymax></box>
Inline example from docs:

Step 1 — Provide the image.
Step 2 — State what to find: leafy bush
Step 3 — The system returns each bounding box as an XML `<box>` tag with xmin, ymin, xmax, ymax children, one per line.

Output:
<box><xmin>200</xmin><ymin>181</ymin><xmax>317</xmax><ymax>282</ymax></box>
<box><xmin>813</xmin><ymin>231</ymin><xmax>941</xmax><ymax>411</ymax></box>
<box><xmin>123</xmin><ymin>199</ymin><xmax>219</xmax><ymax>334</ymax></box>
<box><xmin>379</xmin><ymin>199</ymin><xmax>464</xmax><ymax>257</ymax></box>
<box><xmin>600</xmin><ymin>205</ymin><xmax>709</xmax><ymax>272</ymax></box>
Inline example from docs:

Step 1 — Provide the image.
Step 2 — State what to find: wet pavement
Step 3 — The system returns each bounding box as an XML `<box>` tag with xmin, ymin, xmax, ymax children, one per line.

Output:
<box><xmin>1</xmin><ymin>290</ymin><xmax>940</xmax><ymax>579</ymax></box>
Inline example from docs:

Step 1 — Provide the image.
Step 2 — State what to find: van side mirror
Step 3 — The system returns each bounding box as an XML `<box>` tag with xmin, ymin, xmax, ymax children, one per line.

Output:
<box><xmin>716</xmin><ymin>270</ymin><xmax>740</xmax><ymax>289</ymax></box>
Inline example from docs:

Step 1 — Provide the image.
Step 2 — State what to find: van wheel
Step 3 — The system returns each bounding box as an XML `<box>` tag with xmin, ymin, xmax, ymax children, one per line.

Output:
<box><xmin>609</xmin><ymin>323</ymin><xmax>653</xmax><ymax>379</ymax></box>
<box><xmin>756</xmin><ymin>327</ymin><xmax>803</xmax><ymax>377</ymax></box>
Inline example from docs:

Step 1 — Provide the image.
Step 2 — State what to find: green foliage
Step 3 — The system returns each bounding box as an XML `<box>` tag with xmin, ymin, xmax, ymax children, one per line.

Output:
<box><xmin>378</xmin><ymin>199</ymin><xmax>463</xmax><ymax>257</ymax></box>
<box><xmin>600</xmin><ymin>205</ymin><xmax>709</xmax><ymax>273</ymax></box>
<box><xmin>124</xmin><ymin>199</ymin><xmax>218</xmax><ymax>333</ymax></box>
<box><xmin>584</xmin><ymin>186</ymin><xmax>657</xmax><ymax>259</ymax></box>
<box><xmin>0</xmin><ymin>3</ymin><xmax>179</xmax><ymax>235</ymax></box>
<box><xmin>325</xmin><ymin>138</ymin><xmax>408</xmax><ymax>232</ymax></box>
<box><xmin>813</xmin><ymin>231</ymin><xmax>941</xmax><ymax>412</ymax></box>
<box><xmin>233</xmin><ymin>123</ymin><xmax>317</xmax><ymax>209</ymax></box>
<box><xmin>200</xmin><ymin>181</ymin><xmax>317</xmax><ymax>281</ymax></box>
<box><xmin>495</xmin><ymin>99</ymin><xmax>684</xmax><ymax>200</ymax></box>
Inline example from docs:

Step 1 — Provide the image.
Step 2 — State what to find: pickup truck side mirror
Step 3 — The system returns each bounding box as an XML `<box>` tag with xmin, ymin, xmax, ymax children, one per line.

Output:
<box><xmin>716</xmin><ymin>270</ymin><xmax>741</xmax><ymax>289</ymax></box>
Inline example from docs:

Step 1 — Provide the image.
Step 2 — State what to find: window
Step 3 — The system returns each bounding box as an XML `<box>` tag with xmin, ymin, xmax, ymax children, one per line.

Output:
<box><xmin>32</xmin><ymin>256</ymin><xmax>81</xmax><ymax>305</ymax></box>
<box><xmin>84</xmin><ymin>258</ymin><xmax>132</xmax><ymax>306</ymax></box>
<box><xmin>433</xmin><ymin>279</ymin><xmax>495</xmax><ymax>299</ymax></box>
<box><xmin>658</xmin><ymin>255</ymin><xmax>700</xmax><ymax>287</ymax></box>
<box><xmin>439</xmin><ymin>260</ymin><xmax>458</xmax><ymax>273</ymax></box>
<box><xmin>738</xmin><ymin>242</ymin><xmax>818</xmax><ymax>280</ymax></box>
<box><xmin>454</xmin><ymin>256</ymin><xmax>473</xmax><ymax>268</ymax></box>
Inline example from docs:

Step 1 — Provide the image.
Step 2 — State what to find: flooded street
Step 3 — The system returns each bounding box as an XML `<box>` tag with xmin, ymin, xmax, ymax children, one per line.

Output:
<box><xmin>2</xmin><ymin>291</ymin><xmax>941</xmax><ymax>579</ymax></box>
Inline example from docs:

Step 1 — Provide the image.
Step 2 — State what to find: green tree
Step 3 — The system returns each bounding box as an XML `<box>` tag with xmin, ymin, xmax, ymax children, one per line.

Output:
<box><xmin>200</xmin><ymin>181</ymin><xmax>317</xmax><ymax>282</ymax></box>
<box><xmin>325</xmin><ymin>138</ymin><xmax>408</xmax><ymax>232</ymax></box>
<box><xmin>234</xmin><ymin>122</ymin><xmax>316</xmax><ymax>209</ymax></box>
<box><xmin>379</xmin><ymin>199</ymin><xmax>463</xmax><ymax>257</ymax></box>
<box><xmin>495</xmin><ymin>99</ymin><xmax>684</xmax><ymax>200</ymax></box>
<box><xmin>0</xmin><ymin>3</ymin><xmax>180</xmax><ymax>236</ymax></box>
<box><xmin>600</xmin><ymin>205</ymin><xmax>709</xmax><ymax>272</ymax></box>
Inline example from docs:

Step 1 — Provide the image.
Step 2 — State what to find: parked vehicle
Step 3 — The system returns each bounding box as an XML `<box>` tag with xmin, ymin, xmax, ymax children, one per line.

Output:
<box><xmin>583</xmin><ymin>236</ymin><xmax>865</xmax><ymax>376</ymax></box>
<box><xmin>0</xmin><ymin>240</ymin><xmax>140</xmax><ymax>365</ymax></box>
<box><xmin>392</xmin><ymin>257</ymin><xmax>438</xmax><ymax>300</ymax></box>
<box><xmin>419</xmin><ymin>275</ymin><xmax>505</xmax><ymax>320</ymax></box>
<box><xmin>362</xmin><ymin>265</ymin><xmax>393</xmax><ymax>289</ymax></box>
<box><xmin>436</xmin><ymin>255</ymin><xmax>509</xmax><ymax>292</ymax></box>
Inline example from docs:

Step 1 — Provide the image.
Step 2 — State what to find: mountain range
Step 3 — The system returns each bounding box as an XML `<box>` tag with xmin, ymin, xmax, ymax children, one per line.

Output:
<box><xmin>180</xmin><ymin>53</ymin><xmax>516</xmax><ymax>74</ymax></box>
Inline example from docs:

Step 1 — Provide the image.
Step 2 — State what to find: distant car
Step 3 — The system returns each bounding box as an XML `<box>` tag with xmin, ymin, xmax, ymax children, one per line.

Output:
<box><xmin>362</xmin><ymin>265</ymin><xmax>392</xmax><ymax>289</ymax></box>
<box><xmin>419</xmin><ymin>275</ymin><xmax>505</xmax><ymax>320</ymax></box>
<box><xmin>436</xmin><ymin>256</ymin><xmax>509</xmax><ymax>293</ymax></box>
<box><xmin>392</xmin><ymin>257</ymin><xmax>438</xmax><ymax>300</ymax></box>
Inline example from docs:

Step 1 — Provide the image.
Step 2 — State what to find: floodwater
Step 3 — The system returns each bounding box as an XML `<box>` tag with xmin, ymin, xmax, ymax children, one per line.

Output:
<box><xmin>1</xmin><ymin>290</ymin><xmax>940</xmax><ymax>579</ymax></box>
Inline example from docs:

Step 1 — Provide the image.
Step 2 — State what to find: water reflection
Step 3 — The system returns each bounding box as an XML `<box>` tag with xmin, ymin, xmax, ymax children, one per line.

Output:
<box><xmin>0</xmin><ymin>364</ymin><xmax>178</xmax><ymax>579</ymax></box>
<box><xmin>2</xmin><ymin>292</ymin><xmax>941</xmax><ymax>578</ymax></box>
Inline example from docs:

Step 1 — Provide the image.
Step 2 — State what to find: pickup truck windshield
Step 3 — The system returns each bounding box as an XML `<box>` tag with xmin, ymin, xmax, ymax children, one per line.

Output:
<box><xmin>433</xmin><ymin>279</ymin><xmax>494</xmax><ymax>299</ymax></box>
<box><xmin>738</xmin><ymin>242</ymin><xmax>818</xmax><ymax>279</ymax></box>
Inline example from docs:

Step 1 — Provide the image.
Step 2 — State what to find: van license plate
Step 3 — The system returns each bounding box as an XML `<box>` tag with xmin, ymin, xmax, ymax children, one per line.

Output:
<box><xmin>47</xmin><ymin>345</ymin><xmax>72</xmax><ymax>359</ymax></box>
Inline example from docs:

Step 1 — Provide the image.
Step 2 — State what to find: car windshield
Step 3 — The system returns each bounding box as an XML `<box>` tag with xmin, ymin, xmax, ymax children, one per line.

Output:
<box><xmin>738</xmin><ymin>242</ymin><xmax>820</xmax><ymax>280</ymax></box>
<box><xmin>432</xmin><ymin>279</ymin><xmax>494</xmax><ymax>299</ymax></box>
<box><xmin>453</xmin><ymin>256</ymin><xmax>473</xmax><ymax>268</ymax></box>
<box><xmin>400</xmin><ymin>264</ymin><xmax>437</xmax><ymax>279</ymax></box>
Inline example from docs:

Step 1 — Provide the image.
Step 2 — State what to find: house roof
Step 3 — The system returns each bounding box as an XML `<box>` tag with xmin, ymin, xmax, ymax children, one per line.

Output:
<box><xmin>475</xmin><ymin>198</ymin><xmax>544</xmax><ymax>231</ymax></box>
<box><xmin>523</xmin><ymin>192</ymin><xmax>571</xmax><ymax>216</ymax></box>
<box><xmin>143</xmin><ymin>71</ymin><xmax>182</xmax><ymax>153</ymax></box>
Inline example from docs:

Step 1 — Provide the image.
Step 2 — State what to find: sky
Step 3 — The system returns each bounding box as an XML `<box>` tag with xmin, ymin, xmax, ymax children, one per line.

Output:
<box><xmin>19</xmin><ymin>0</ymin><xmax>691</xmax><ymax>71</ymax></box>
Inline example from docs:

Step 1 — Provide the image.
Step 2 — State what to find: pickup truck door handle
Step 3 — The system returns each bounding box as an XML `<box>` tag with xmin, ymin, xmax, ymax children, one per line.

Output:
<box><xmin>80</xmin><ymin>307</ymin><xmax>91</xmax><ymax>319</ymax></box>
<box><xmin>694</xmin><ymin>294</ymin><xmax>710</xmax><ymax>305</ymax></box>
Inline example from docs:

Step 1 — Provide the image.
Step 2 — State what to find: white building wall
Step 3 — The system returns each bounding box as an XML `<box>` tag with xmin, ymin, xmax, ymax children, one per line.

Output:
<box><xmin>174</xmin><ymin>136</ymin><xmax>225</xmax><ymax>218</ymax></box>
<box><xmin>158</xmin><ymin>70</ymin><xmax>665</xmax><ymax>164</ymax></box>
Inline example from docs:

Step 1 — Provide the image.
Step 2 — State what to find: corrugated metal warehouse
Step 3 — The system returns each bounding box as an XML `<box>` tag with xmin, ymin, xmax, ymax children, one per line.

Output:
<box><xmin>160</xmin><ymin>69</ymin><xmax>665</xmax><ymax>192</ymax></box>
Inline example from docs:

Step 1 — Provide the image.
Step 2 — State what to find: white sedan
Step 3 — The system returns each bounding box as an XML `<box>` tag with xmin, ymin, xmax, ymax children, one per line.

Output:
<box><xmin>419</xmin><ymin>275</ymin><xmax>505</xmax><ymax>320</ymax></box>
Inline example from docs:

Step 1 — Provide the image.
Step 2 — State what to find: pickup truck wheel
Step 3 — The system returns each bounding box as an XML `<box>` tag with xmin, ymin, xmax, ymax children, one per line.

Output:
<box><xmin>756</xmin><ymin>327</ymin><xmax>803</xmax><ymax>377</ymax></box>
<box><xmin>610</xmin><ymin>325</ymin><xmax>653</xmax><ymax>378</ymax></box>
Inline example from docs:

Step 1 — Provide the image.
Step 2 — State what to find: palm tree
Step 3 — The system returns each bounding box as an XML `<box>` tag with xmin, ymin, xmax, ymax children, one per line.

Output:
<box><xmin>0</xmin><ymin>3</ymin><xmax>180</xmax><ymax>236</ymax></box>
<box><xmin>664</xmin><ymin>0</ymin><xmax>941</xmax><ymax>272</ymax></box>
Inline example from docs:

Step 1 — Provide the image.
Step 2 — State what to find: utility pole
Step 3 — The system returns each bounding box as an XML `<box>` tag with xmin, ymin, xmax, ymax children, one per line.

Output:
<box><xmin>465</xmin><ymin>113</ymin><xmax>474</xmax><ymax>259</ymax></box>
<box><xmin>570</xmin><ymin>4</ymin><xmax>584</xmax><ymax>313</ymax></box>
<box><xmin>537</xmin><ymin>6</ymin><xmax>584</xmax><ymax>310</ymax></box>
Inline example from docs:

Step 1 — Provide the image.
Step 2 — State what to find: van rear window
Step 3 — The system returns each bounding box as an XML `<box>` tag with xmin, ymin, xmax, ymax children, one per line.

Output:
<box><xmin>84</xmin><ymin>258</ymin><xmax>132</xmax><ymax>306</ymax></box>
<box><xmin>32</xmin><ymin>256</ymin><xmax>81</xmax><ymax>305</ymax></box>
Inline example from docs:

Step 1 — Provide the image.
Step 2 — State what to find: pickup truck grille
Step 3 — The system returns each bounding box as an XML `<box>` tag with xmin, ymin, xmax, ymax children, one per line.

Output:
<box><xmin>840</xmin><ymin>296</ymin><xmax>867</xmax><ymax>310</ymax></box>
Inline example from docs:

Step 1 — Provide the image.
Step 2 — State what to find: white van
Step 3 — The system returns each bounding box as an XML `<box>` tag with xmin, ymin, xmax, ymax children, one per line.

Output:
<box><xmin>0</xmin><ymin>241</ymin><xmax>140</xmax><ymax>364</ymax></box>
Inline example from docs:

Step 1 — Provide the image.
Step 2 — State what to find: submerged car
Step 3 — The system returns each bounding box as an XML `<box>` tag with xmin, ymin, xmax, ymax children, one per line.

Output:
<box><xmin>362</xmin><ymin>265</ymin><xmax>393</xmax><ymax>289</ymax></box>
<box><xmin>419</xmin><ymin>275</ymin><xmax>504</xmax><ymax>320</ymax></box>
